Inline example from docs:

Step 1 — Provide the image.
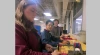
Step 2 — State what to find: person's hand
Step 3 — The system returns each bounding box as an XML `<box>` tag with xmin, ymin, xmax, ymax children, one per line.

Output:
<box><xmin>45</xmin><ymin>44</ymin><xmax>53</xmax><ymax>52</ymax></box>
<box><xmin>60</xmin><ymin>34</ymin><xmax>64</xmax><ymax>40</ymax></box>
<box><xmin>51</xmin><ymin>50</ymin><xmax>61</xmax><ymax>55</ymax></box>
<box><xmin>60</xmin><ymin>34</ymin><xmax>70</xmax><ymax>40</ymax></box>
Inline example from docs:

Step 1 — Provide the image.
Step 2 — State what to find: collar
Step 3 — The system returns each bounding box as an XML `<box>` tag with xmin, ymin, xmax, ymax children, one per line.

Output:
<box><xmin>44</xmin><ymin>29</ymin><xmax>50</xmax><ymax>32</ymax></box>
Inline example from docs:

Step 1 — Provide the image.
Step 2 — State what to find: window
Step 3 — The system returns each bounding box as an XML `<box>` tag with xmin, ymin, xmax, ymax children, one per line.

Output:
<box><xmin>75</xmin><ymin>15</ymin><xmax>82</xmax><ymax>34</ymax></box>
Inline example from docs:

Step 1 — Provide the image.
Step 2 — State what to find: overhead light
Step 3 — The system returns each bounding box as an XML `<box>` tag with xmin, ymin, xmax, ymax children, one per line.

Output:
<box><xmin>43</xmin><ymin>13</ymin><xmax>52</xmax><ymax>16</ymax></box>
<box><xmin>50</xmin><ymin>19</ymin><xmax>54</xmax><ymax>21</ymax></box>
<box><xmin>40</xmin><ymin>21</ymin><xmax>43</xmax><ymax>23</ymax></box>
<box><xmin>76</xmin><ymin>0</ymin><xmax>80</xmax><ymax>2</ymax></box>
<box><xmin>34</xmin><ymin>18</ymin><xmax>39</xmax><ymax>20</ymax></box>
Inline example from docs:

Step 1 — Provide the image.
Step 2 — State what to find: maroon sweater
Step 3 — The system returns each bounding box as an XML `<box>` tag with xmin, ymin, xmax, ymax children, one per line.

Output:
<box><xmin>15</xmin><ymin>24</ymin><xmax>51</xmax><ymax>55</ymax></box>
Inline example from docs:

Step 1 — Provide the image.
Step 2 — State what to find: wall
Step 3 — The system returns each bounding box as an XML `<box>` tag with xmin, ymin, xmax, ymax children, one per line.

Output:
<box><xmin>34</xmin><ymin>21</ymin><xmax>46</xmax><ymax>32</ymax></box>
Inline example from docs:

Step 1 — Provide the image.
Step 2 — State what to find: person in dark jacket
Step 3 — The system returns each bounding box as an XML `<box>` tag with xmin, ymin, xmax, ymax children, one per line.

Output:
<box><xmin>15</xmin><ymin>0</ymin><xmax>60</xmax><ymax>55</ymax></box>
<box><xmin>41</xmin><ymin>20</ymin><xmax>59</xmax><ymax>47</ymax></box>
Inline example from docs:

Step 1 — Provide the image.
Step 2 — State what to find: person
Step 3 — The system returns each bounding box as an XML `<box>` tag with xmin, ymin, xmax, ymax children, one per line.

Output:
<box><xmin>51</xmin><ymin>19</ymin><xmax>62</xmax><ymax>41</ymax></box>
<box><xmin>15</xmin><ymin>0</ymin><xmax>60</xmax><ymax>55</ymax></box>
<box><xmin>41</xmin><ymin>20</ymin><xmax>59</xmax><ymax>47</ymax></box>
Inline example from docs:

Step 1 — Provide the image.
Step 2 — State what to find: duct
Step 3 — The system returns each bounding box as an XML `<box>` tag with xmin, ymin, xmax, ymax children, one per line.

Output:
<box><xmin>52</xmin><ymin>0</ymin><xmax>61</xmax><ymax>19</ymax></box>
<box><xmin>62</xmin><ymin>0</ymin><xmax>69</xmax><ymax>23</ymax></box>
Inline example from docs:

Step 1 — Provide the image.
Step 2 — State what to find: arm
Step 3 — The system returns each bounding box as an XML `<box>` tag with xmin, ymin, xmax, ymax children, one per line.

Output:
<box><xmin>41</xmin><ymin>32</ymin><xmax>58</xmax><ymax>46</ymax></box>
<box><xmin>15</xmin><ymin>28</ymin><xmax>51</xmax><ymax>55</ymax></box>
<box><xmin>51</xmin><ymin>35</ymin><xmax>58</xmax><ymax>41</ymax></box>
<box><xmin>41</xmin><ymin>32</ymin><xmax>49</xmax><ymax>44</ymax></box>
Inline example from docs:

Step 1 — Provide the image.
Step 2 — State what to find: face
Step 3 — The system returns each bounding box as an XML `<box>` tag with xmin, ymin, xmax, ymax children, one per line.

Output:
<box><xmin>54</xmin><ymin>21</ymin><xmax>59</xmax><ymax>27</ymax></box>
<box><xmin>46</xmin><ymin>22</ymin><xmax>53</xmax><ymax>31</ymax></box>
<box><xmin>23</xmin><ymin>5</ymin><xmax>36</xmax><ymax>22</ymax></box>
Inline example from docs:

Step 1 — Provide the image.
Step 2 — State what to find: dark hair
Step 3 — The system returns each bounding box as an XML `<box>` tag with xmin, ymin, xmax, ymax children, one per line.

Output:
<box><xmin>54</xmin><ymin>19</ymin><xmax>59</xmax><ymax>24</ymax></box>
<box><xmin>46</xmin><ymin>20</ymin><xmax>53</xmax><ymax>25</ymax></box>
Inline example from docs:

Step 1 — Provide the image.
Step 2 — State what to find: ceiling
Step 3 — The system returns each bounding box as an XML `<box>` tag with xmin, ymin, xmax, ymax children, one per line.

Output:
<box><xmin>15</xmin><ymin>0</ymin><xmax>80</xmax><ymax>25</ymax></box>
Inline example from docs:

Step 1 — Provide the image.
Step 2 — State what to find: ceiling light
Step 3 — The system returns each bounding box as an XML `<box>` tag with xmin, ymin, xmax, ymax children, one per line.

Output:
<box><xmin>76</xmin><ymin>0</ymin><xmax>80</xmax><ymax>2</ymax></box>
<box><xmin>43</xmin><ymin>13</ymin><xmax>52</xmax><ymax>16</ymax></box>
<box><xmin>34</xmin><ymin>18</ymin><xmax>39</xmax><ymax>20</ymax></box>
<box><xmin>50</xmin><ymin>19</ymin><xmax>54</xmax><ymax>21</ymax></box>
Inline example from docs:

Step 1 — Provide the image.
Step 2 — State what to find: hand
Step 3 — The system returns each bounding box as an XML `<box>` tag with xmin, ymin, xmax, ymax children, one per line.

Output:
<box><xmin>45</xmin><ymin>44</ymin><xmax>53</xmax><ymax>52</ymax></box>
<box><xmin>60</xmin><ymin>34</ymin><xmax>70</xmax><ymax>40</ymax></box>
<box><xmin>60</xmin><ymin>34</ymin><xmax>64</xmax><ymax>40</ymax></box>
<box><xmin>51</xmin><ymin>50</ymin><xmax>61</xmax><ymax>55</ymax></box>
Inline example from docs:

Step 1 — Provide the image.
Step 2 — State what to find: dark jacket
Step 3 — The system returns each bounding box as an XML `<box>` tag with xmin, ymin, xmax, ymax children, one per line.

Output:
<box><xmin>41</xmin><ymin>29</ymin><xmax>59</xmax><ymax>47</ymax></box>
<box><xmin>15</xmin><ymin>24</ymin><xmax>51</xmax><ymax>55</ymax></box>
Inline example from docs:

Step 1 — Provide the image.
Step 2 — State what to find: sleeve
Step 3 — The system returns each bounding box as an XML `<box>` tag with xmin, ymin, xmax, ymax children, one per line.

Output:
<box><xmin>50</xmin><ymin>35</ymin><xmax>59</xmax><ymax>45</ymax></box>
<box><xmin>15</xmin><ymin>28</ymin><xmax>51</xmax><ymax>55</ymax></box>
<box><xmin>41</xmin><ymin>32</ymin><xmax>57</xmax><ymax>46</ymax></box>
<box><xmin>41</xmin><ymin>32</ymin><xmax>48</xmax><ymax>44</ymax></box>
<box><xmin>51</xmin><ymin>35</ymin><xmax>57</xmax><ymax>41</ymax></box>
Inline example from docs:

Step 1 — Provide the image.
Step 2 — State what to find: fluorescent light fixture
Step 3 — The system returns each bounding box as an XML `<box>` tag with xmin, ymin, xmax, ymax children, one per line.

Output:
<box><xmin>43</xmin><ymin>13</ymin><xmax>52</xmax><ymax>16</ymax></box>
<box><xmin>50</xmin><ymin>19</ymin><xmax>54</xmax><ymax>21</ymax></box>
<box><xmin>40</xmin><ymin>21</ymin><xmax>43</xmax><ymax>23</ymax></box>
<box><xmin>34</xmin><ymin>18</ymin><xmax>39</xmax><ymax>20</ymax></box>
<box><xmin>76</xmin><ymin>0</ymin><xmax>80</xmax><ymax>2</ymax></box>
